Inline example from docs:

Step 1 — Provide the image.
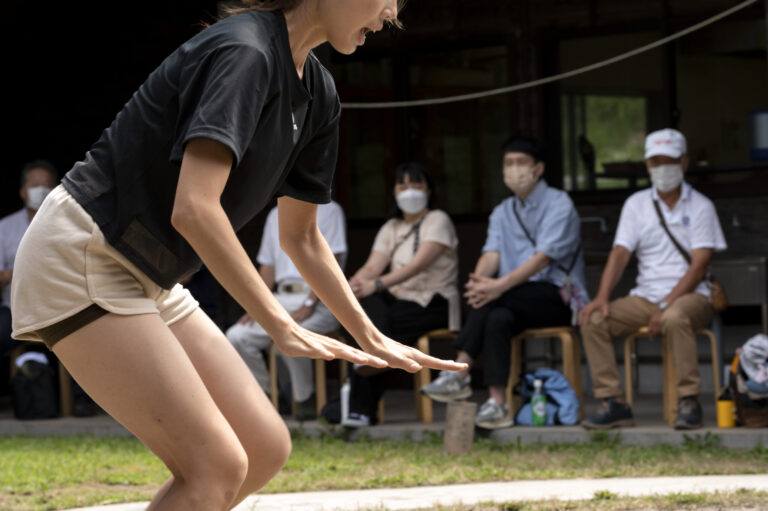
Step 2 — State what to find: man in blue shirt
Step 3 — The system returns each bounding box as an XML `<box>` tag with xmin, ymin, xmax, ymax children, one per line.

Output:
<box><xmin>421</xmin><ymin>136</ymin><xmax>589</xmax><ymax>429</ymax></box>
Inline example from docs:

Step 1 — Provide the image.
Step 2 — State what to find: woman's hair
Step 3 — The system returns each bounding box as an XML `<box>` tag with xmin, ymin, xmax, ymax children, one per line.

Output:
<box><xmin>220</xmin><ymin>0</ymin><xmax>303</xmax><ymax>16</ymax></box>
<box><xmin>20</xmin><ymin>159</ymin><xmax>58</xmax><ymax>188</ymax></box>
<box><xmin>220</xmin><ymin>0</ymin><xmax>406</xmax><ymax>29</ymax></box>
<box><xmin>390</xmin><ymin>161</ymin><xmax>434</xmax><ymax>219</ymax></box>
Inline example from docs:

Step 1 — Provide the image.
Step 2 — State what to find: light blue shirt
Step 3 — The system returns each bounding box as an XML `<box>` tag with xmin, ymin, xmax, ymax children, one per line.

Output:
<box><xmin>482</xmin><ymin>179</ymin><xmax>590</xmax><ymax>309</ymax></box>
<box><xmin>0</xmin><ymin>208</ymin><xmax>31</xmax><ymax>308</ymax></box>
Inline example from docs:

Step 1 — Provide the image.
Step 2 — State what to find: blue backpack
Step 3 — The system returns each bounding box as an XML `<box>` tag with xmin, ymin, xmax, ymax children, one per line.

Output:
<box><xmin>514</xmin><ymin>367</ymin><xmax>580</xmax><ymax>425</ymax></box>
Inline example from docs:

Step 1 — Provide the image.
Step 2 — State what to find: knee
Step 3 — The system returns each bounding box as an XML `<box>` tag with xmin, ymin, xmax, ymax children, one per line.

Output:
<box><xmin>185</xmin><ymin>438</ymin><xmax>249</xmax><ymax>507</ymax></box>
<box><xmin>660</xmin><ymin>307</ymin><xmax>690</xmax><ymax>331</ymax></box>
<box><xmin>486</xmin><ymin>308</ymin><xmax>513</xmax><ymax>329</ymax></box>
<box><xmin>240</xmin><ymin>422</ymin><xmax>292</xmax><ymax>494</ymax></box>
<box><xmin>580</xmin><ymin>310</ymin><xmax>607</xmax><ymax>337</ymax></box>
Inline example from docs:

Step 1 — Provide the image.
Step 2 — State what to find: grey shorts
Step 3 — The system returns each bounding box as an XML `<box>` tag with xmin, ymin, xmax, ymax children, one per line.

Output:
<box><xmin>11</xmin><ymin>185</ymin><xmax>199</xmax><ymax>349</ymax></box>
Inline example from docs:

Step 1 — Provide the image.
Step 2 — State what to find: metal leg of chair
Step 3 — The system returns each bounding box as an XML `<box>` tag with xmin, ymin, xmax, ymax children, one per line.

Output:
<box><xmin>58</xmin><ymin>361</ymin><xmax>73</xmax><ymax>417</ymax></box>
<box><xmin>314</xmin><ymin>359</ymin><xmax>326</xmax><ymax>416</ymax></box>
<box><xmin>269</xmin><ymin>344</ymin><xmax>279</xmax><ymax>411</ymax></box>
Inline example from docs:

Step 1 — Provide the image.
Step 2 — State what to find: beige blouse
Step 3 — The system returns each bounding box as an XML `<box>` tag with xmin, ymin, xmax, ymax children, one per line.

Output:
<box><xmin>372</xmin><ymin>209</ymin><xmax>460</xmax><ymax>331</ymax></box>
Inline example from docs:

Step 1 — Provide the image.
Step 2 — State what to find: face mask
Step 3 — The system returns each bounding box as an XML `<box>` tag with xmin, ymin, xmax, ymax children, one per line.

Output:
<box><xmin>503</xmin><ymin>164</ymin><xmax>538</xmax><ymax>196</ymax></box>
<box><xmin>395</xmin><ymin>189</ymin><xmax>428</xmax><ymax>215</ymax></box>
<box><xmin>650</xmin><ymin>164</ymin><xmax>683</xmax><ymax>193</ymax></box>
<box><xmin>25</xmin><ymin>186</ymin><xmax>52</xmax><ymax>211</ymax></box>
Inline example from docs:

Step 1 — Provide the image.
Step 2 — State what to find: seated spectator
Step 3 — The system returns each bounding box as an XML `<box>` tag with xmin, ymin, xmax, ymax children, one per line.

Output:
<box><xmin>579</xmin><ymin>128</ymin><xmax>727</xmax><ymax>430</ymax></box>
<box><xmin>421</xmin><ymin>136</ymin><xmax>588</xmax><ymax>429</ymax></box>
<box><xmin>1</xmin><ymin>160</ymin><xmax>100</xmax><ymax>417</ymax></box>
<box><xmin>225</xmin><ymin>200</ymin><xmax>347</xmax><ymax>420</ymax></box>
<box><xmin>344</xmin><ymin>162</ymin><xmax>460</xmax><ymax>427</ymax></box>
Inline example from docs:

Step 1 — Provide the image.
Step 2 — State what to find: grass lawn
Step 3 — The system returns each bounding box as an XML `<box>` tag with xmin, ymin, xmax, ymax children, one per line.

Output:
<box><xmin>1</xmin><ymin>431</ymin><xmax>767</xmax><ymax>510</ymax></box>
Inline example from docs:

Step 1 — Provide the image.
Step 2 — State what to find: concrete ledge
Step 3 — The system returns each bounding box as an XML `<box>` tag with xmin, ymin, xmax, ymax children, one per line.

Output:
<box><xmin>3</xmin><ymin>414</ymin><xmax>768</xmax><ymax>450</ymax></box>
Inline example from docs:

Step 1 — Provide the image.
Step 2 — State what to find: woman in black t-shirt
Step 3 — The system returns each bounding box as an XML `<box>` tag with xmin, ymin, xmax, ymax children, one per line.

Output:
<box><xmin>10</xmin><ymin>1</ymin><xmax>465</xmax><ymax>508</ymax></box>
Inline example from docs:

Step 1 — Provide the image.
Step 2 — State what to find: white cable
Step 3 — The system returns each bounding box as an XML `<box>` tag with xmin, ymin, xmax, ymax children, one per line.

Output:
<box><xmin>341</xmin><ymin>0</ymin><xmax>758</xmax><ymax>109</ymax></box>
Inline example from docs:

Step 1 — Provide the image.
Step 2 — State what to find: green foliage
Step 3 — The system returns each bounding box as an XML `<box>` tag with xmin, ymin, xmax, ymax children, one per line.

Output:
<box><xmin>592</xmin><ymin>490</ymin><xmax>617</xmax><ymax>501</ymax></box>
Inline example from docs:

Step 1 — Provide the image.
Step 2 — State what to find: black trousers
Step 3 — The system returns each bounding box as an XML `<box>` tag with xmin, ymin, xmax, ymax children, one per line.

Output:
<box><xmin>455</xmin><ymin>281</ymin><xmax>571</xmax><ymax>387</ymax></box>
<box><xmin>349</xmin><ymin>292</ymin><xmax>448</xmax><ymax>422</ymax></box>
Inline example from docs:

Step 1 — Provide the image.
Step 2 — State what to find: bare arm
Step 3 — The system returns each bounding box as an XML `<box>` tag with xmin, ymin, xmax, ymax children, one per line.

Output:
<box><xmin>278</xmin><ymin>196</ymin><xmax>466</xmax><ymax>373</ymax></box>
<box><xmin>259</xmin><ymin>264</ymin><xmax>276</xmax><ymax>291</ymax></box>
<box><xmin>350</xmin><ymin>250</ymin><xmax>390</xmax><ymax>283</ymax></box>
<box><xmin>465</xmin><ymin>251</ymin><xmax>550</xmax><ymax>309</ymax></box>
<box><xmin>473</xmin><ymin>251</ymin><xmax>500</xmax><ymax>277</ymax></box>
<box><xmin>0</xmin><ymin>269</ymin><xmax>11</xmax><ymax>288</ymax></box>
<box><xmin>497</xmin><ymin>252</ymin><xmax>550</xmax><ymax>292</ymax></box>
<box><xmin>350</xmin><ymin>242</ymin><xmax>446</xmax><ymax>298</ymax></box>
<box><xmin>173</xmin><ymin>138</ymin><xmax>384</xmax><ymax>366</ymax></box>
<box><xmin>578</xmin><ymin>245</ymin><xmax>632</xmax><ymax>324</ymax></box>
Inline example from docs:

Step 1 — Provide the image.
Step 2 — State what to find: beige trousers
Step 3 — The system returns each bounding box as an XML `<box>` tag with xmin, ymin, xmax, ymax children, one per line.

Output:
<box><xmin>581</xmin><ymin>293</ymin><xmax>712</xmax><ymax>399</ymax></box>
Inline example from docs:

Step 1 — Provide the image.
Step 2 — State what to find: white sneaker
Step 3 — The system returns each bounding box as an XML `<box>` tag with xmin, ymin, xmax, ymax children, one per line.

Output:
<box><xmin>341</xmin><ymin>412</ymin><xmax>371</xmax><ymax>428</ymax></box>
<box><xmin>420</xmin><ymin>370</ymin><xmax>472</xmax><ymax>402</ymax></box>
<box><xmin>474</xmin><ymin>398</ymin><xmax>513</xmax><ymax>429</ymax></box>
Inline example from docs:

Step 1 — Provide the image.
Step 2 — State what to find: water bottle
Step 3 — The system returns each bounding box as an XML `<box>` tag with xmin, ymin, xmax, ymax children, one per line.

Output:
<box><xmin>531</xmin><ymin>378</ymin><xmax>547</xmax><ymax>426</ymax></box>
<box><xmin>340</xmin><ymin>377</ymin><xmax>351</xmax><ymax>424</ymax></box>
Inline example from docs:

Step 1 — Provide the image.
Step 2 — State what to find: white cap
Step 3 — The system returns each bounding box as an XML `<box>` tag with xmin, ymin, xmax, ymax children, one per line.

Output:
<box><xmin>644</xmin><ymin>128</ymin><xmax>687</xmax><ymax>159</ymax></box>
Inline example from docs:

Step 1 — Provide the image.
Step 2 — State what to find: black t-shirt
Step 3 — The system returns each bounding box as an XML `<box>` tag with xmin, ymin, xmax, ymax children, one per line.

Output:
<box><xmin>62</xmin><ymin>11</ymin><xmax>340</xmax><ymax>289</ymax></box>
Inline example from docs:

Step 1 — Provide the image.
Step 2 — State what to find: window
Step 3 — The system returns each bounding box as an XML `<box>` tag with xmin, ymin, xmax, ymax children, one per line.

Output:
<box><xmin>561</xmin><ymin>94</ymin><xmax>648</xmax><ymax>191</ymax></box>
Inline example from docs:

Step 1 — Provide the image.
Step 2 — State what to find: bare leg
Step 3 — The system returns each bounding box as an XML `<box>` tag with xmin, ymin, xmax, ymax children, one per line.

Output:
<box><xmin>53</xmin><ymin>313</ymin><xmax>249</xmax><ymax>511</ymax></box>
<box><xmin>456</xmin><ymin>351</ymin><xmax>472</xmax><ymax>380</ymax></box>
<box><xmin>169</xmin><ymin>309</ymin><xmax>291</xmax><ymax>507</ymax></box>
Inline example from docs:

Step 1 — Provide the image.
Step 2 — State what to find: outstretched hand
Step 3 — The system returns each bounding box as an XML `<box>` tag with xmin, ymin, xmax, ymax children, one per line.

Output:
<box><xmin>272</xmin><ymin>322</ymin><xmax>467</xmax><ymax>374</ymax></box>
<box><xmin>273</xmin><ymin>323</ymin><xmax>388</xmax><ymax>369</ymax></box>
<box><xmin>358</xmin><ymin>333</ymin><xmax>468</xmax><ymax>374</ymax></box>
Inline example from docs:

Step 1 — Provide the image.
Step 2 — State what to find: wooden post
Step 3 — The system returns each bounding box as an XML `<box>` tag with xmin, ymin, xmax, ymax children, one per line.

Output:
<box><xmin>444</xmin><ymin>401</ymin><xmax>477</xmax><ymax>455</ymax></box>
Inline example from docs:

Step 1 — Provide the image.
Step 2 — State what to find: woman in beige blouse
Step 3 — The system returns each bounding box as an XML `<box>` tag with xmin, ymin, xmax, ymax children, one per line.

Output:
<box><xmin>344</xmin><ymin>162</ymin><xmax>460</xmax><ymax>426</ymax></box>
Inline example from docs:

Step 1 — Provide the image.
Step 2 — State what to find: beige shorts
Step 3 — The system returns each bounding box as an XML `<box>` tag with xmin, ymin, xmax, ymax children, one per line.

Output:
<box><xmin>11</xmin><ymin>185</ymin><xmax>199</xmax><ymax>348</ymax></box>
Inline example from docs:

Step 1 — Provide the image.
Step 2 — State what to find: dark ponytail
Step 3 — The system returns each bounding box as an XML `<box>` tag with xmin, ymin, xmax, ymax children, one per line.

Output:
<box><xmin>220</xmin><ymin>0</ymin><xmax>304</xmax><ymax>17</ymax></box>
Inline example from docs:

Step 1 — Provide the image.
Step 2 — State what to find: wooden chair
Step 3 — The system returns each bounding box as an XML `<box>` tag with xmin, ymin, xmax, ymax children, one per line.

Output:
<box><xmin>413</xmin><ymin>328</ymin><xmax>458</xmax><ymax>424</ymax></box>
<box><xmin>624</xmin><ymin>326</ymin><xmax>720</xmax><ymax>426</ymax></box>
<box><xmin>506</xmin><ymin>326</ymin><xmax>584</xmax><ymax>420</ymax></box>
<box><xmin>9</xmin><ymin>343</ymin><xmax>73</xmax><ymax>416</ymax></box>
<box><xmin>268</xmin><ymin>329</ymin><xmax>348</xmax><ymax>417</ymax></box>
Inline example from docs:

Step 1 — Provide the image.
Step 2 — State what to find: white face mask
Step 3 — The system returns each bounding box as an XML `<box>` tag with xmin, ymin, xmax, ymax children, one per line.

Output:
<box><xmin>503</xmin><ymin>164</ymin><xmax>538</xmax><ymax>196</ymax></box>
<box><xmin>395</xmin><ymin>189</ymin><xmax>428</xmax><ymax>215</ymax></box>
<box><xmin>650</xmin><ymin>164</ymin><xmax>684</xmax><ymax>193</ymax></box>
<box><xmin>25</xmin><ymin>186</ymin><xmax>52</xmax><ymax>211</ymax></box>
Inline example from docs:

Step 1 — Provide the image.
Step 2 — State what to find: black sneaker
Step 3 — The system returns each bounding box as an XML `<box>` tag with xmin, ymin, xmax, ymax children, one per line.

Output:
<box><xmin>72</xmin><ymin>396</ymin><xmax>101</xmax><ymax>418</ymax></box>
<box><xmin>294</xmin><ymin>394</ymin><xmax>317</xmax><ymax>422</ymax></box>
<box><xmin>674</xmin><ymin>396</ymin><xmax>702</xmax><ymax>430</ymax></box>
<box><xmin>581</xmin><ymin>398</ymin><xmax>635</xmax><ymax>430</ymax></box>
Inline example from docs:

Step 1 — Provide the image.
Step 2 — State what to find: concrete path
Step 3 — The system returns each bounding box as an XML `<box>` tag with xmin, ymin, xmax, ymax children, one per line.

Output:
<box><xmin>68</xmin><ymin>474</ymin><xmax>768</xmax><ymax>510</ymax></box>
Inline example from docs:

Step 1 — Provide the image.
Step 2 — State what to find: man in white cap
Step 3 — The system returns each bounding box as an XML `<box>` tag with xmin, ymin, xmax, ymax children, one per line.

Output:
<box><xmin>578</xmin><ymin>128</ymin><xmax>727</xmax><ymax>430</ymax></box>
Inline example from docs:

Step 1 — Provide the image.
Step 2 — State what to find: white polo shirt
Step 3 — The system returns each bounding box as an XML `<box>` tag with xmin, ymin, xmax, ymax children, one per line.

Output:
<box><xmin>613</xmin><ymin>182</ymin><xmax>727</xmax><ymax>303</ymax></box>
<box><xmin>257</xmin><ymin>201</ymin><xmax>347</xmax><ymax>284</ymax></box>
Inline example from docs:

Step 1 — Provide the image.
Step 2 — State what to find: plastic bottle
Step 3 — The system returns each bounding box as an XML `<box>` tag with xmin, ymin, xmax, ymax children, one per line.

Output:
<box><xmin>340</xmin><ymin>377</ymin><xmax>351</xmax><ymax>424</ymax></box>
<box><xmin>531</xmin><ymin>378</ymin><xmax>547</xmax><ymax>426</ymax></box>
